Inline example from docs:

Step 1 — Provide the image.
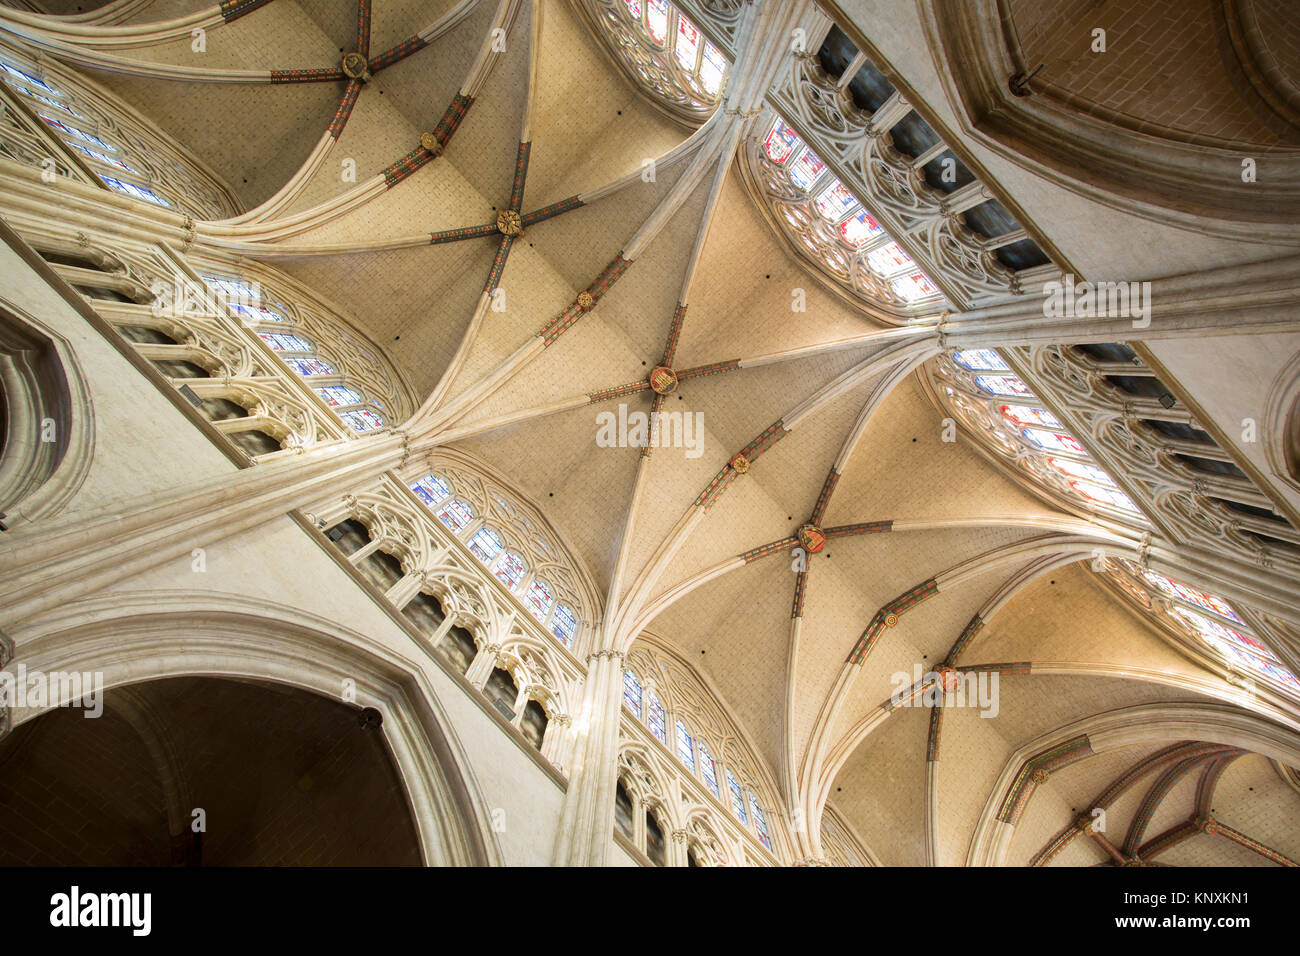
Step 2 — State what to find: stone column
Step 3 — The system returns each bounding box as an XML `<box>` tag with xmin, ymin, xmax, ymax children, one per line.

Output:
<box><xmin>551</xmin><ymin>647</ymin><xmax>626</xmax><ymax>866</ymax></box>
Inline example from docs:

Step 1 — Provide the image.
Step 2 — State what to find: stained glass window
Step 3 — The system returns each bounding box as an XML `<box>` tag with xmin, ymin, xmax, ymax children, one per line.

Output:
<box><xmin>675</xmin><ymin>16</ymin><xmax>700</xmax><ymax>70</ymax></box>
<box><xmin>953</xmin><ymin>349</ymin><xmax>1009</xmax><ymax>372</ymax></box>
<box><xmin>698</xmin><ymin>740</ymin><xmax>720</xmax><ymax>798</ymax></box>
<box><xmin>647</xmin><ymin>693</ymin><xmax>667</xmax><ymax>743</ymax></box>
<box><xmin>551</xmin><ymin>603</ymin><xmax>578</xmax><ymax>646</ymax></box>
<box><xmin>493</xmin><ymin>551</ymin><xmax>527</xmax><ymax>590</ymax></box>
<box><xmin>468</xmin><ymin>527</ymin><xmax>503</xmax><ymax>565</ymax></box>
<box><xmin>974</xmin><ymin>374</ymin><xmax>1032</xmax><ymax>398</ymax></box>
<box><xmin>67</xmin><ymin>142</ymin><xmax>135</xmax><ymax>172</ymax></box>
<box><xmin>199</xmin><ymin>274</ymin><xmax>286</xmax><ymax>324</ymax></box>
<box><xmin>623</xmin><ymin>669</ymin><xmax>642</xmax><ymax>718</ymax></box>
<box><xmin>646</xmin><ymin>0</ymin><xmax>669</xmax><ymax>43</ymax></box>
<box><xmin>259</xmin><ymin>332</ymin><xmax>314</xmax><ymax>353</ymax></box>
<box><xmin>749</xmin><ymin>793</ymin><xmax>772</xmax><ymax>850</ymax></box>
<box><xmin>700</xmin><ymin>42</ymin><xmax>726</xmax><ymax>95</ymax></box>
<box><xmin>100</xmin><ymin>176</ymin><xmax>170</xmax><ymax>207</ymax></box>
<box><xmin>726</xmin><ymin>769</ymin><xmax>747</xmax><ymax>824</ymax></box>
<box><xmin>1070</xmin><ymin>480</ymin><xmax>1139</xmax><ymax>513</ymax></box>
<box><xmin>39</xmin><ymin>115</ymin><xmax>113</xmax><ymax>151</ymax></box>
<box><xmin>283</xmin><ymin>357</ymin><xmax>336</xmax><ymax>377</ymax></box>
<box><xmin>789</xmin><ymin>148</ymin><xmax>825</xmax><ymax>190</ymax></box>
<box><xmin>315</xmin><ymin>385</ymin><xmax>364</xmax><ymax>408</ymax></box>
<box><xmin>865</xmin><ymin>241</ymin><xmax>914</xmax><ymax>277</ymax></box>
<box><xmin>339</xmin><ymin>408</ymin><xmax>384</xmax><ymax>432</ymax></box>
<box><xmin>1048</xmin><ymin>457</ymin><xmax>1115</xmax><ymax>486</ymax></box>
<box><xmin>1139</xmin><ymin>568</ymin><xmax>1244</xmax><ymax>623</ymax></box>
<box><xmin>890</xmin><ymin>271</ymin><xmax>940</xmax><ymax>302</ymax></box>
<box><xmin>675</xmin><ymin>718</ymin><xmax>695</xmax><ymax>771</ymax></box>
<box><xmin>1103</xmin><ymin>562</ymin><xmax>1300</xmax><ymax>693</ymax></box>
<box><xmin>1</xmin><ymin>60</ymin><xmax>55</xmax><ymax>92</ymax></box>
<box><xmin>525</xmin><ymin>577</ymin><xmax>554</xmax><ymax>622</ymax></box>
<box><xmin>763</xmin><ymin>117</ymin><xmax>800</xmax><ymax>164</ymax></box>
<box><xmin>411</xmin><ymin>473</ymin><xmax>451</xmax><ymax>507</ymax></box>
<box><xmin>813</xmin><ymin>180</ymin><xmax>856</xmax><ymax>221</ymax></box>
<box><xmin>839</xmin><ymin>210</ymin><xmax>882</xmax><ymax>247</ymax></box>
<box><xmin>1000</xmin><ymin>404</ymin><xmax>1062</xmax><ymax>428</ymax></box>
<box><xmin>436</xmin><ymin>497</ymin><xmax>473</xmax><ymax>533</ymax></box>
<box><xmin>1020</xmin><ymin>428</ymin><xmax>1086</xmax><ymax>455</ymax></box>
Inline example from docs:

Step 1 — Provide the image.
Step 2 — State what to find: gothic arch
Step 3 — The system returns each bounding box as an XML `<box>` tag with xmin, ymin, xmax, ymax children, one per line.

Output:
<box><xmin>966</xmin><ymin>700</ymin><xmax>1300</xmax><ymax>866</ymax></box>
<box><xmin>923</xmin><ymin>0</ymin><xmax>1300</xmax><ymax>242</ymax></box>
<box><xmin>0</xmin><ymin>297</ymin><xmax>94</xmax><ymax>528</ymax></box>
<box><xmin>6</xmin><ymin>589</ymin><xmax>504</xmax><ymax>866</ymax></box>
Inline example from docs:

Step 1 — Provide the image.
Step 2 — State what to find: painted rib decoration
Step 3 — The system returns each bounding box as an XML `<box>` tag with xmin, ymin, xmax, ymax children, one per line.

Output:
<box><xmin>381</xmin><ymin>93</ymin><xmax>474</xmax><ymax>188</ymax></box>
<box><xmin>356</xmin><ymin>0</ymin><xmax>371</xmax><ymax>59</ymax></box>
<box><xmin>695</xmin><ymin>420</ymin><xmax>789</xmax><ymax>510</ymax></box>
<box><xmin>1029</xmin><ymin>742</ymin><xmax>1227</xmax><ymax>866</ymax></box>
<box><xmin>218</xmin><ymin>0</ymin><xmax>274</xmax><ymax>23</ymax></box>
<box><xmin>327</xmin><ymin>80</ymin><xmax>362</xmax><ymax>140</ymax></box>
<box><xmin>845</xmin><ymin>578</ymin><xmax>939</xmax><ymax>665</ymax></box>
<box><xmin>537</xmin><ymin>255</ymin><xmax>632</xmax><ymax>347</ymax></box>
<box><xmin>996</xmin><ymin>735</ymin><xmax>1095</xmax><ymax>826</ymax></box>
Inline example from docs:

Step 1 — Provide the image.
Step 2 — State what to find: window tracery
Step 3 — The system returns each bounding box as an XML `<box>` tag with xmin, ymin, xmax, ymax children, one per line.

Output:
<box><xmin>929</xmin><ymin>349</ymin><xmax>1144</xmax><ymax>521</ymax></box>
<box><xmin>1101</xmin><ymin>559</ymin><xmax>1300</xmax><ymax>696</ymax></box>
<box><xmin>619</xmin><ymin>636</ymin><xmax>785</xmax><ymax>863</ymax></box>
<box><xmin>315</xmin><ymin>474</ymin><xmax>586</xmax><ymax>770</ymax></box>
<box><xmin>403</xmin><ymin>458</ymin><xmax>593</xmax><ymax>651</ymax></box>
<box><xmin>578</xmin><ymin>0</ymin><xmax>728</xmax><ymax>122</ymax></box>
<box><xmin>751</xmin><ymin>21</ymin><xmax>1061</xmax><ymax>317</ymax></box>
<box><xmin>0</xmin><ymin>39</ymin><xmax>240</xmax><ymax>219</ymax></box>
<box><xmin>749</xmin><ymin>114</ymin><xmax>944</xmax><ymax>314</ymax></box>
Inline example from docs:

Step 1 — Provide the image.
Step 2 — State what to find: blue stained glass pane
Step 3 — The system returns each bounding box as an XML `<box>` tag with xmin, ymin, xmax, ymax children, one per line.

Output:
<box><xmin>41</xmin><ymin>115</ymin><xmax>114</xmax><ymax>151</ymax></box>
<box><xmin>698</xmin><ymin>741</ymin><xmax>719</xmax><ymax>798</ymax></box>
<box><xmin>99</xmin><ymin>176</ymin><xmax>170</xmax><ymax>207</ymax></box>
<box><xmin>551</xmin><ymin>603</ymin><xmax>577</xmax><ymax>646</ymax></box>
<box><xmin>436</xmin><ymin>497</ymin><xmax>473</xmax><ymax>533</ymax></box>
<box><xmin>727</xmin><ymin>769</ymin><xmax>747</xmax><ymax>824</ymax></box>
<box><xmin>284</xmin><ymin>357</ymin><xmax>336</xmax><ymax>376</ymax></box>
<box><xmin>259</xmin><ymin>331</ymin><xmax>314</xmax><ymax>352</ymax></box>
<box><xmin>493</xmin><ymin>551</ymin><xmax>527</xmax><ymax>590</ymax></box>
<box><xmin>339</xmin><ymin>408</ymin><xmax>384</xmax><ymax>432</ymax></box>
<box><xmin>315</xmin><ymin>384</ymin><xmax>364</xmax><ymax>408</ymax></box>
<box><xmin>953</xmin><ymin>349</ymin><xmax>1009</xmax><ymax>372</ymax></box>
<box><xmin>0</xmin><ymin>60</ymin><xmax>57</xmax><ymax>93</ymax></box>
<box><xmin>67</xmin><ymin>142</ymin><xmax>135</xmax><ymax>172</ymax></box>
<box><xmin>623</xmin><ymin>669</ymin><xmax>642</xmax><ymax>718</ymax></box>
<box><xmin>675</xmin><ymin>718</ymin><xmax>695</xmax><ymax>771</ymax></box>
<box><xmin>468</xmin><ymin>527</ymin><xmax>503</xmax><ymax>565</ymax></box>
<box><xmin>974</xmin><ymin>374</ymin><xmax>1032</xmax><ymax>398</ymax></box>
<box><xmin>788</xmin><ymin>147</ymin><xmax>825</xmax><ymax>190</ymax></box>
<box><xmin>749</xmin><ymin>793</ymin><xmax>772</xmax><ymax>850</ymax></box>
<box><xmin>648</xmin><ymin>694</ymin><xmax>666</xmax><ymax>742</ymax></box>
<box><xmin>410</xmin><ymin>473</ymin><xmax>451</xmax><ymax>507</ymax></box>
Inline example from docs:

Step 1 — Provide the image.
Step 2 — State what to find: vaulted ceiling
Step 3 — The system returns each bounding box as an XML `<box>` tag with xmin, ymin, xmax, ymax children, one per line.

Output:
<box><xmin>9</xmin><ymin>0</ymin><xmax>1299</xmax><ymax>865</ymax></box>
